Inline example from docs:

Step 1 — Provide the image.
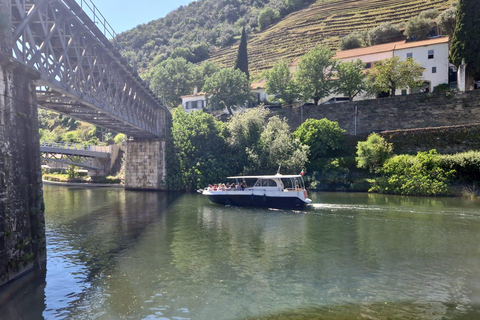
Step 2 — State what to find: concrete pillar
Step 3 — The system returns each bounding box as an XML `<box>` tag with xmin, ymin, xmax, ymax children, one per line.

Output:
<box><xmin>0</xmin><ymin>59</ymin><xmax>46</xmax><ymax>287</ymax></box>
<box><xmin>458</xmin><ymin>58</ymin><xmax>466</xmax><ymax>92</ymax></box>
<box><xmin>125</xmin><ymin>139</ymin><xmax>167</xmax><ymax>190</ymax></box>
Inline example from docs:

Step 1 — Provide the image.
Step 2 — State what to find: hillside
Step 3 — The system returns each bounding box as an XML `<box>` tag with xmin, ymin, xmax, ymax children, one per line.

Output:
<box><xmin>113</xmin><ymin>0</ymin><xmax>453</xmax><ymax>77</ymax></box>
<box><xmin>208</xmin><ymin>0</ymin><xmax>453</xmax><ymax>74</ymax></box>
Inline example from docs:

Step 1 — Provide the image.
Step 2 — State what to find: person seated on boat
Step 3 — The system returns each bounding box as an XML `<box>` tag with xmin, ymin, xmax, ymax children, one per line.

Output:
<box><xmin>225</xmin><ymin>183</ymin><xmax>231</xmax><ymax>191</ymax></box>
<box><xmin>236</xmin><ymin>183</ymin><xmax>241</xmax><ymax>191</ymax></box>
<box><xmin>213</xmin><ymin>184</ymin><xmax>218</xmax><ymax>191</ymax></box>
<box><xmin>241</xmin><ymin>182</ymin><xmax>246</xmax><ymax>191</ymax></box>
<box><xmin>207</xmin><ymin>184</ymin><xmax>213</xmax><ymax>191</ymax></box>
<box><xmin>219</xmin><ymin>184</ymin><xmax>225</xmax><ymax>191</ymax></box>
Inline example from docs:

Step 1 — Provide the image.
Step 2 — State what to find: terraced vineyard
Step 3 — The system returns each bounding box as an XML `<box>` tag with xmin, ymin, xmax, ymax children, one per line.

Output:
<box><xmin>207</xmin><ymin>0</ymin><xmax>453</xmax><ymax>76</ymax></box>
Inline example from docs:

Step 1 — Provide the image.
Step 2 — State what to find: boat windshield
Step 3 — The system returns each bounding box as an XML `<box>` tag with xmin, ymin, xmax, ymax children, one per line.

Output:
<box><xmin>280</xmin><ymin>177</ymin><xmax>305</xmax><ymax>190</ymax></box>
<box><xmin>254</xmin><ymin>179</ymin><xmax>279</xmax><ymax>187</ymax></box>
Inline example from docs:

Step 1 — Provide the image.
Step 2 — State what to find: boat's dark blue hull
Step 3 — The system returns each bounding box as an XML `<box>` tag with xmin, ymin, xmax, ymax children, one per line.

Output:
<box><xmin>206</xmin><ymin>194</ymin><xmax>307</xmax><ymax>209</ymax></box>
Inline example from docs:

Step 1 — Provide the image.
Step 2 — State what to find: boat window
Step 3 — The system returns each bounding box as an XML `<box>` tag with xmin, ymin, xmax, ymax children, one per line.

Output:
<box><xmin>254</xmin><ymin>179</ymin><xmax>278</xmax><ymax>187</ymax></box>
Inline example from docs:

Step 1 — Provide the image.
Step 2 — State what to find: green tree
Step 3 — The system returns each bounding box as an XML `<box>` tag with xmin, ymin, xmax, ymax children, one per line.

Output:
<box><xmin>356</xmin><ymin>133</ymin><xmax>393</xmax><ymax>173</ymax></box>
<box><xmin>334</xmin><ymin>59</ymin><xmax>366</xmax><ymax>101</ymax></box>
<box><xmin>170</xmin><ymin>108</ymin><xmax>231</xmax><ymax>191</ymax></box>
<box><xmin>170</xmin><ymin>47</ymin><xmax>195</xmax><ymax>62</ymax></box>
<box><xmin>149</xmin><ymin>57</ymin><xmax>200</xmax><ymax>107</ymax></box>
<box><xmin>258</xmin><ymin>7</ymin><xmax>280</xmax><ymax>30</ymax></box>
<box><xmin>192</xmin><ymin>42</ymin><xmax>210</xmax><ymax>62</ymax></box>
<box><xmin>114</xmin><ymin>133</ymin><xmax>126</xmax><ymax>145</ymax></box>
<box><xmin>368</xmin><ymin>23</ymin><xmax>401</xmax><ymax>45</ymax></box>
<box><xmin>293</xmin><ymin>118</ymin><xmax>346</xmax><ymax>159</ymax></box>
<box><xmin>404</xmin><ymin>16</ymin><xmax>435</xmax><ymax>40</ymax></box>
<box><xmin>339</xmin><ymin>32</ymin><xmax>364</xmax><ymax>50</ymax></box>
<box><xmin>438</xmin><ymin>6</ymin><xmax>456</xmax><ymax>37</ymax></box>
<box><xmin>234</xmin><ymin>27</ymin><xmax>249</xmax><ymax>79</ymax></box>
<box><xmin>366</xmin><ymin>56</ymin><xmax>424</xmax><ymax>97</ymax></box>
<box><xmin>247</xmin><ymin>116</ymin><xmax>309</xmax><ymax>174</ymax></box>
<box><xmin>285</xmin><ymin>0</ymin><xmax>303</xmax><ymax>12</ymax></box>
<box><xmin>264</xmin><ymin>60</ymin><xmax>299</xmax><ymax>104</ymax></box>
<box><xmin>202</xmin><ymin>68</ymin><xmax>253</xmax><ymax>115</ymax></box>
<box><xmin>226</xmin><ymin>107</ymin><xmax>270</xmax><ymax>172</ymax></box>
<box><xmin>372</xmin><ymin>150</ymin><xmax>454</xmax><ymax>196</ymax></box>
<box><xmin>449</xmin><ymin>0</ymin><xmax>480</xmax><ymax>88</ymax></box>
<box><xmin>294</xmin><ymin>44</ymin><xmax>336</xmax><ymax>105</ymax></box>
<box><xmin>419</xmin><ymin>8</ymin><xmax>440</xmax><ymax>20</ymax></box>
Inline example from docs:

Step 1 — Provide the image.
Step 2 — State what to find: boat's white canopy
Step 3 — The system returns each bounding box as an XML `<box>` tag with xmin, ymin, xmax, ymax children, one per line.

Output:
<box><xmin>227</xmin><ymin>174</ymin><xmax>303</xmax><ymax>179</ymax></box>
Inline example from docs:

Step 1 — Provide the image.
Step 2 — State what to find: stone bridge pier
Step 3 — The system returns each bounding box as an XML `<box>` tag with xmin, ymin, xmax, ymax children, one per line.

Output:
<box><xmin>0</xmin><ymin>58</ymin><xmax>46</xmax><ymax>287</ymax></box>
<box><xmin>125</xmin><ymin>139</ymin><xmax>167</xmax><ymax>190</ymax></box>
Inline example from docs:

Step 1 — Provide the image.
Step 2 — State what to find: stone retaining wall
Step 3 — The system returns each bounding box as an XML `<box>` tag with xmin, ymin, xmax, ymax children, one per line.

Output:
<box><xmin>276</xmin><ymin>90</ymin><xmax>480</xmax><ymax>135</ymax></box>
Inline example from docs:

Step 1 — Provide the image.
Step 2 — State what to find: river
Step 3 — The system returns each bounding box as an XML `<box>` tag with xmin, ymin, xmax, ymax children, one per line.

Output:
<box><xmin>1</xmin><ymin>185</ymin><xmax>480</xmax><ymax>319</ymax></box>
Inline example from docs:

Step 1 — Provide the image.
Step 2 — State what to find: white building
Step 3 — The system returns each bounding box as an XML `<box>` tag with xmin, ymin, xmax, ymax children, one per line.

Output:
<box><xmin>333</xmin><ymin>37</ymin><xmax>450</xmax><ymax>99</ymax></box>
<box><xmin>181</xmin><ymin>81</ymin><xmax>271</xmax><ymax>114</ymax></box>
<box><xmin>180</xmin><ymin>87</ymin><xmax>206</xmax><ymax>113</ymax></box>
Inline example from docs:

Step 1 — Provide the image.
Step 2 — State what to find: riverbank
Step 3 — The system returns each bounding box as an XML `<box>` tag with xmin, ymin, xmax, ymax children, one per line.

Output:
<box><xmin>42</xmin><ymin>180</ymin><xmax>124</xmax><ymax>188</ymax></box>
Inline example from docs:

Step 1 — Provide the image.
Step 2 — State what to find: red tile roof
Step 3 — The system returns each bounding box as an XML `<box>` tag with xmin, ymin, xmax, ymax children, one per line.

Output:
<box><xmin>335</xmin><ymin>37</ymin><xmax>449</xmax><ymax>60</ymax></box>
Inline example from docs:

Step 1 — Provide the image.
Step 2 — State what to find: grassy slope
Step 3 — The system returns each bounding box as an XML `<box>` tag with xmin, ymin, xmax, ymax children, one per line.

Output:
<box><xmin>207</xmin><ymin>0</ymin><xmax>453</xmax><ymax>76</ymax></box>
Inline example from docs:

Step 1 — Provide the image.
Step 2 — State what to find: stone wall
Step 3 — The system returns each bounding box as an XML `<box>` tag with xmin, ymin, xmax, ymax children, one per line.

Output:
<box><xmin>125</xmin><ymin>139</ymin><xmax>167</xmax><ymax>190</ymax></box>
<box><xmin>277</xmin><ymin>90</ymin><xmax>480</xmax><ymax>135</ymax></box>
<box><xmin>379</xmin><ymin>124</ymin><xmax>480</xmax><ymax>154</ymax></box>
<box><xmin>0</xmin><ymin>59</ymin><xmax>46</xmax><ymax>287</ymax></box>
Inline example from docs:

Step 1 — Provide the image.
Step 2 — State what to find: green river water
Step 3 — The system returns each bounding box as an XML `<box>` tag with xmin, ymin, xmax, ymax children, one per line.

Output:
<box><xmin>1</xmin><ymin>185</ymin><xmax>480</xmax><ymax>319</ymax></box>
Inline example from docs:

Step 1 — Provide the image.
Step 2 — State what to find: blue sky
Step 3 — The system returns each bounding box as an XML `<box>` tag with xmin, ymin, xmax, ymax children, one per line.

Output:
<box><xmin>89</xmin><ymin>0</ymin><xmax>195</xmax><ymax>34</ymax></box>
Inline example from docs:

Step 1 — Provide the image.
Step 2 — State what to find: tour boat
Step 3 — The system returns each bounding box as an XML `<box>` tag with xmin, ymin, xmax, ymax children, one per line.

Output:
<box><xmin>199</xmin><ymin>174</ymin><xmax>312</xmax><ymax>209</ymax></box>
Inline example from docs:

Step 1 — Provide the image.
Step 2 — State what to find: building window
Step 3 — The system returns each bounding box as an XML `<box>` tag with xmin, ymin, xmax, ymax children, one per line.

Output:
<box><xmin>428</xmin><ymin>50</ymin><xmax>434</xmax><ymax>59</ymax></box>
<box><xmin>365</xmin><ymin>62</ymin><xmax>372</xmax><ymax>69</ymax></box>
<box><xmin>407</xmin><ymin>53</ymin><xmax>413</xmax><ymax>59</ymax></box>
<box><xmin>401</xmin><ymin>89</ymin><xmax>407</xmax><ymax>96</ymax></box>
<box><xmin>432</xmin><ymin>66</ymin><xmax>437</xmax><ymax>73</ymax></box>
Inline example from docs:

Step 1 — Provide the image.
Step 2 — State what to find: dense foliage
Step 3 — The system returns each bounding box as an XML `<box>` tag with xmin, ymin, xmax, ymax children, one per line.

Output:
<box><xmin>113</xmin><ymin>0</ymin><xmax>312</xmax><ymax>72</ymax></box>
<box><xmin>371</xmin><ymin>150</ymin><xmax>455</xmax><ymax>196</ymax></box>
<box><xmin>264</xmin><ymin>60</ymin><xmax>298</xmax><ymax>104</ymax></box>
<box><xmin>366</xmin><ymin>56</ymin><xmax>424</xmax><ymax>97</ymax></box>
<box><xmin>167</xmin><ymin>107</ymin><xmax>309</xmax><ymax>190</ymax></box>
<box><xmin>170</xmin><ymin>108</ymin><xmax>231</xmax><ymax>191</ymax></box>
<box><xmin>334</xmin><ymin>59</ymin><xmax>367</xmax><ymax>101</ymax></box>
<box><xmin>295</xmin><ymin>44</ymin><xmax>336</xmax><ymax>105</ymax></box>
<box><xmin>293</xmin><ymin>118</ymin><xmax>346</xmax><ymax>159</ymax></box>
<box><xmin>203</xmin><ymin>68</ymin><xmax>253</xmax><ymax>114</ymax></box>
<box><xmin>450</xmin><ymin>0</ymin><xmax>480</xmax><ymax>83</ymax></box>
<box><xmin>356</xmin><ymin>133</ymin><xmax>393</xmax><ymax>173</ymax></box>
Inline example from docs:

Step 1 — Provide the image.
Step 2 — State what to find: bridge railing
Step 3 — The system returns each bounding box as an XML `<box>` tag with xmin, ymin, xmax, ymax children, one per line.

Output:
<box><xmin>41</xmin><ymin>141</ymin><xmax>112</xmax><ymax>153</ymax></box>
<box><xmin>74</xmin><ymin>0</ymin><xmax>117</xmax><ymax>40</ymax></box>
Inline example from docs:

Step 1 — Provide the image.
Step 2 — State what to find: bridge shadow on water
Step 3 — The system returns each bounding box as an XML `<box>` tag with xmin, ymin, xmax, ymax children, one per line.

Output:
<box><xmin>0</xmin><ymin>186</ymin><xmax>182</xmax><ymax>319</ymax></box>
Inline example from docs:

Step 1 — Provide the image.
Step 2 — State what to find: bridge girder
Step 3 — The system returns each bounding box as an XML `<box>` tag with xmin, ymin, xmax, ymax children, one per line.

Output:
<box><xmin>10</xmin><ymin>0</ymin><xmax>170</xmax><ymax>139</ymax></box>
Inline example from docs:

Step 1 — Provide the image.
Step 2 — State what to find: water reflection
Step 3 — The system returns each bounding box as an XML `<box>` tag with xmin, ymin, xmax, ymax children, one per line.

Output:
<box><xmin>0</xmin><ymin>188</ymin><xmax>480</xmax><ymax>319</ymax></box>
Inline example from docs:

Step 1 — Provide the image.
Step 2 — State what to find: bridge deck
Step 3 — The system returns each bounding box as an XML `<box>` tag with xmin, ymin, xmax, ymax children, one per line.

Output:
<box><xmin>10</xmin><ymin>0</ymin><xmax>170</xmax><ymax>139</ymax></box>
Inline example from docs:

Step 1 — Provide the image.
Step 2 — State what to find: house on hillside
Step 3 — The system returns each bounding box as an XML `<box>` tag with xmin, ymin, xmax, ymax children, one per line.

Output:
<box><xmin>333</xmin><ymin>37</ymin><xmax>451</xmax><ymax>100</ymax></box>
<box><xmin>251</xmin><ymin>79</ymin><xmax>270</xmax><ymax>106</ymax></box>
<box><xmin>289</xmin><ymin>37</ymin><xmax>452</xmax><ymax>104</ymax></box>
<box><xmin>180</xmin><ymin>87</ymin><xmax>206</xmax><ymax>113</ymax></box>
<box><xmin>181</xmin><ymin>81</ymin><xmax>271</xmax><ymax>113</ymax></box>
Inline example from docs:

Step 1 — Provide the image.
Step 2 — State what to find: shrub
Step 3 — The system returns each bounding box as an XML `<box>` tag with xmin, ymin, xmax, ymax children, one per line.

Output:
<box><xmin>356</xmin><ymin>133</ymin><xmax>393</xmax><ymax>173</ymax></box>
<box><xmin>293</xmin><ymin>118</ymin><xmax>346</xmax><ymax>159</ymax></box>
<box><xmin>372</xmin><ymin>150</ymin><xmax>455</xmax><ymax>196</ymax></box>
<box><xmin>439</xmin><ymin>150</ymin><xmax>480</xmax><ymax>184</ymax></box>
<box><xmin>339</xmin><ymin>32</ymin><xmax>364</xmax><ymax>50</ymax></box>
<box><xmin>433</xmin><ymin>83</ymin><xmax>451</xmax><ymax>92</ymax></box>
<box><xmin>114</xmin><ymin>133</ymin><xmax>126</xmax><ymax>145</ymax></box>
<box><xmin>258</xmin><ymin>7</ymin><xmax>280</xmax><ymax>30</ymax></box>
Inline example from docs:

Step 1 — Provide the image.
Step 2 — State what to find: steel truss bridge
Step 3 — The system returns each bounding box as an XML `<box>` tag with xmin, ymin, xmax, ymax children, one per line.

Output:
<box><xmin>40</xmin><ymin>141</ymin><xmax>112</xmax><ymax>170</ymax></box>
<box><xmin>9</xmin><ymin>0</ymin><xmax>169</xmax><ymax>139</ymax></box>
